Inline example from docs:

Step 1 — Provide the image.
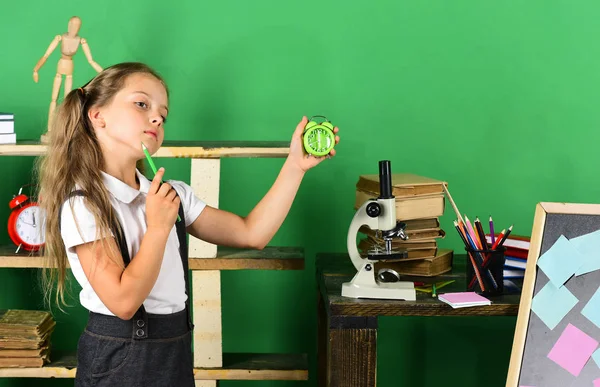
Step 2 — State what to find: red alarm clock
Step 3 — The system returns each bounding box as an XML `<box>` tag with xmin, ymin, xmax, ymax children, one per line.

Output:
<box><xmin>8</xmin><ymin>185</ymin><xmax>45</xmax><ymax>252</ymax></box>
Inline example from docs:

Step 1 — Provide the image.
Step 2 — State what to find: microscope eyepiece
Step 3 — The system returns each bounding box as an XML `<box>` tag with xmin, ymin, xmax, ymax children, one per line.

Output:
<box><xmin>378</xmin><ymin>160</ymin><xmax>393</xmax><ymax>199</ymax></box>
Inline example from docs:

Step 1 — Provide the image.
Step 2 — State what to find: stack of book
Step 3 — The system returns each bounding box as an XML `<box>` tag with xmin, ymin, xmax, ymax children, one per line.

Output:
<box><xmin>0</xmin><ymin>310</ymin><xmax>55</xmax><ymax>368</ymax></box>
<box><xmin>0</xmin><ymin>113</ymin><xmax>16</xmax><ymax>144</ymax></box>
<box><xmin>485</xmin><ymin>233</ymin><xmax>530</xmax><ymax>280</ymax></box>
<box><xmin>354</xmin><ymin>173</ymin><xmax>452</xmax><ymax>276</ymax></box>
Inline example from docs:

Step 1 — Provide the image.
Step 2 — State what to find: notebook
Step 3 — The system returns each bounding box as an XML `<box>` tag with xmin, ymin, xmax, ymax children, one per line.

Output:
<box><xmin>438</xmin><ymin>292</ymin><xmax>491</xmax><ymax>308</ymax></box>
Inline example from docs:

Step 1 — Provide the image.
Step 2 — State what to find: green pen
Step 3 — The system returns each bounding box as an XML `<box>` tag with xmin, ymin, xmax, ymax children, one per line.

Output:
<box><xmin>141</xmin><ymin>142</ymin><xmax>181</xmax><ymax>222</ymax></box>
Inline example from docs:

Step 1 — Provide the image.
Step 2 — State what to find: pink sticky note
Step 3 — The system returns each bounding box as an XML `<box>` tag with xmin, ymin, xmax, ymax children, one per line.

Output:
<box><xmin>547</xmin><ymin>323</ymin><xmax>599</xmax><ymax>376</ymax></box>
<box><xmin>594</xmin><ymin>379</ymin><xmax>600</xmax><ymax>387</ymax></box>
<box><xmin>439</xmin><ymin>292</ymin><xmax>489</xmax><ymax>304</ymax></box>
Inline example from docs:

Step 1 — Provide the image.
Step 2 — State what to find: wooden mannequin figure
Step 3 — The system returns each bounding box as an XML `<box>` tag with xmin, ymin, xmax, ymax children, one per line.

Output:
<box><xmin>33</xmin><ymin>16</ymin><xmax>102</xmax><ymax>142</ymax></box>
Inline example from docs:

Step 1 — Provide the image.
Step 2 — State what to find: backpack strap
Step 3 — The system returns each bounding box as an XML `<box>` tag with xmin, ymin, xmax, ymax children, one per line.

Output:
<box><xmin>174</xmin><ymin>202</ymin><xmax>194</xmax><ymax>331</ymax></box>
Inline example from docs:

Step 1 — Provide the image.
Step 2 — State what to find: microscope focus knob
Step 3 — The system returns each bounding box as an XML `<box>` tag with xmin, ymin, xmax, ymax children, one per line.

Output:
<box><xmin>366</xmin><ymin>202</ymin><xmax>380</xmax><ymax>218</ymax></box>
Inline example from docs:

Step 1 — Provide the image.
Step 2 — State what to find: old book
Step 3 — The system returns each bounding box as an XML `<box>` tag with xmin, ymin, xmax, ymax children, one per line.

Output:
<box><xmin>402</xmin><ymin>218</ymin><xmax>440</xmax><ymax>230</ymax></box>
<box><xmin>360</xmin><ymin>225</ymin><xmax>445</xmax><ymax>241</ymax></box>
<box><xmin>0</xmin><ymin>330</ymin><xmax>53</xmax><ymax>349</ymax></box>
<box><xmin>0</xmin><ymin>323</ymin><xmax>55</xmax><ymax>341</ymax></box>
<box><xmin>356</xmin><ymin>173</ymin><xmax>446</xmax><ymax>198</ymax></box>
<box><xmin>0</xmin><ymin>350</ymin><xmax>50</xmax><ymax>368</ymax></box>
<box><xmin>0</xmin><ymin>342</ymin><xmax>49</xmax><ymax>358</ymax></box>
<box><xmin>375</xmin><ymin>249</ymin><xmax>453</xmax><ymax>277</ymax></box>
<box><xmin>358</xmin><ymin>238</ymin><xmax>437</xmax><ymax>260</ymax></box>
<box><xmin>0</xmin><ymin>310</ymin><xmax>55</xmax><ymax>350</ymax></box>
<box><xmin>0</xmin><ymin>310</ymin><xmax>53</xmax><ymax>336</ymax></box>
<box><xmin>406</xmin><ymin>229</ymin><xmax>446</xmax><ymax>240</ymax></box>
<box><xmin>355</xmin><ymin>190</ymin><xmax>445</xmax><ymax>221</ymax></box>
<box><xmin>365</xmin><ymin>236</ymin><xmax>437</xmax><ymax>249</ymax></box>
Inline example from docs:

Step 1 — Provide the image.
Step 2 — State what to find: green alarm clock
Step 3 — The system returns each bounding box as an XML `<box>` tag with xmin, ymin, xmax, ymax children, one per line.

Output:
<box><xmin>303</xmin><ymin>116</ymin><xmax>336</xmax><ymax>157</ymax></box>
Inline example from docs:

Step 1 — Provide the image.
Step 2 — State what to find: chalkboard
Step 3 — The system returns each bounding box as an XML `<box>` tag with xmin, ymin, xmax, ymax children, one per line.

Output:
<box><xmin>506</xmin><ymin>203</ymin><xmax>600</xmax><ymax>387</ymax></box>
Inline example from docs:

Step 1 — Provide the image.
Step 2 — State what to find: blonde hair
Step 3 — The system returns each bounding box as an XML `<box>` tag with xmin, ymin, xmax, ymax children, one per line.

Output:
<box><xmin>35</xmin><ymin>62</ymin><xmax>168</xmax><ymax>310</ymax></box>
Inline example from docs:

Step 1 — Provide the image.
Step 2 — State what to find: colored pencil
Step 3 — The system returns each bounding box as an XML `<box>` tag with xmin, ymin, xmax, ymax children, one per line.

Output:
<box><xmin>491</xmin><ymin>228</ymin><xmax>506</xmax><ymax>250</ymax></box>
<box><xmin>474</xmin><ymin>226</ymin><xmax>504</xmax><ymax>289</ymax></box>
<box><xmin>415</xmin><ymin>280</ymin><xmax>455</xmax><ymax>294</ymax></box>
<box><xmin>463</xmin><ymin>223</ymin><xmax>478</xmax><ymax>251</ymax></box>
<box><xmin>497</xmin><ymin>225</ymin><xmax>513</xmax><ymax>248</ymax></box>
<box><xmin>465</xmin><ymin>216</ymin><xmax>481</xmax><ymax>249</ymax></box>
<box><xmin>464</xmin><ymin>226</ymin><xmax>498</xmax><ymax>290</ymax></box>
<box><xmin>467</xmin><ymin>252</ymin><xmax>486</xmax><ymax>292</ymax></box>
<box><xmin>489</xmin><ymin>216</ymin><xmax>495</xmax><ymax>245</ymax></box>
<box><xmin>455</xmin><ymin>221</ymin><xmax>485</xmax><ymax>291</ymax></box>
<box><xmin>467</xmin><ymin>226</ymin><xmax>498</xmax><ymax>289</ymax></box>
<box><xmin>443</xmin><ymin>184</ymin><xmax>465</xmax><ymax>225</ymax></box>
<box><xmin>468</xmin><ymin>253</ymin><xmax>499</xmax><ymax>290</ymax></box>
<box><xmin>454</xmin><ymin>221</ymin><xmax>470</xmax><ymax>248</ymax></box>
<box><xmin>474</xmin><ymin>217</ymin><xmax>492</xmax><ymax>267</ymax></box>
<box><xmin>475</xmin><ymin>217</ymin><xmax>489</xmax><ymax>250</ymax></box>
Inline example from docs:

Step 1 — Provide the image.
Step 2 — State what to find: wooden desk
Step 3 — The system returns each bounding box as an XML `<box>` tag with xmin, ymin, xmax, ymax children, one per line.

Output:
<box><xmin>316</xmin><ymin>252</ymin><xmax>521</xmax><ymax>387</ymax></box>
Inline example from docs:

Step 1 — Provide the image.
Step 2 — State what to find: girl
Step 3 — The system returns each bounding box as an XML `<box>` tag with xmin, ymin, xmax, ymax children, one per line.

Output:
<box><xmin>37</xmin><ymin>62</ymin><xmax>339</xmax><ymax>387</ymax></box>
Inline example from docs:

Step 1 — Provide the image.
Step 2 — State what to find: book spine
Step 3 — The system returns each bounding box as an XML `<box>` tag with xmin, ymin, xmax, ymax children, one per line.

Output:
<box><xmin>0</xmin><ymin>121</ymin><xmax>14</xmax><ymax>134</ymax></box>
<box><xmin>485</xmin><ymin>234</ymin><xmax>530</xmax><ymax>250</ymax></box>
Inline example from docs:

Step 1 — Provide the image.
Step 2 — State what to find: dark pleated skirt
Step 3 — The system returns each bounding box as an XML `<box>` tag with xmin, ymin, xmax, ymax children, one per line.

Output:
<box><xmin>74</xmin><ymin>309</ymin><xmax>194</xmax><ymax>387</ymax></box>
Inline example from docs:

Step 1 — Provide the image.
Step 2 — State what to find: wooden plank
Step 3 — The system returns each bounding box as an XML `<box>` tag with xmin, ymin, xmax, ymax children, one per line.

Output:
<box><xmin>0</xmin><ymin>352</ymin><xmax>76</xmax><ymax>378</ymax></box>
<box><xmin>505</xmin><ymin>203</ymin><xmax>547</xmax><ymax>387</ymax></box>
<box><xmin>190</xmin><ymin>159</ymin><xmax>221</xmax><ymax>387</ymax></box>
<box><xmin>0</xmin><ymin>141</ymin><xmax>289</xmax><ymax>158</ymax></box>
<box><xmin>329</xmin><ymin>324</ymin><xmax>377</xmax><ymax>387</ymax></box>
<box><xmin>0</xmin><ymin>352</ymin><xmax>308</xmax><ymax>380</ymax></box>
<box><xmin>195</xmin><ymin>353</ymin><xmax>308</xmax><ymax>381</ymax></box>
<box><xmin>540</xmin><ymin>201</ymin><xmax>600</xmax><ymax>215</ymax></box>
<box><xmin>317</xmin><ymin>294</ymin><xmax>329</xmax><ymax>387</ymax></box>
<box><xmin>0</xmin><ymin>246</ymin><xmax>304</xmax><ymax>270</ymax></box>
<box><xmin>189</xmin><ymin>246</ymin><xmax>304</xmax><ymax>270</ymax></box>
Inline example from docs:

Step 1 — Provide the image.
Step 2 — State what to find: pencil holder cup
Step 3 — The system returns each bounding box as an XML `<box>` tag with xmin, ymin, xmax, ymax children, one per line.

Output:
<box><xmin>465</xmin><ymin>246</ymin><xmax>506</xmax><ymax>296</ymax></box>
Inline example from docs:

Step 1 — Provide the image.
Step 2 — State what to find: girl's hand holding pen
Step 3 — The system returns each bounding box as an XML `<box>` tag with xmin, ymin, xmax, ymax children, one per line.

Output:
<box><xmin>141</xmin><ymin>142</ymin><xmax>181</xmax><ymax>222</ymax></box>
<box><xmin>146</xmin><ymin>168</ymin><xmax>180</xmax><ymax>232</ymax></box>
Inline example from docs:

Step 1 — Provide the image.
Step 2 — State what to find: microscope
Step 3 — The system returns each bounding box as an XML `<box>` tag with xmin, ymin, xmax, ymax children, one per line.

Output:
<box><xmin>342</xmin><ymin>160</ymin><xmax>417</xmax><ymax>301</ymax></box>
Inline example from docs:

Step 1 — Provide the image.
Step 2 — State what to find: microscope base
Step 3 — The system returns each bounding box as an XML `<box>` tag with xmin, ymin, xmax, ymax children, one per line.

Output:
<box><xmin>341</xmin><ymin>262</ymin><xmax>416</xmax><ymax>301</ymax></box>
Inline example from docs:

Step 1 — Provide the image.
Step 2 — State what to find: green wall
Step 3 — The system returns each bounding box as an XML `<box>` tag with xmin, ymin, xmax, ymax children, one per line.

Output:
<box><xmin>3</xmin><ymin>0</ymin><xmax>600</xmax><ymax>385</ymax></box>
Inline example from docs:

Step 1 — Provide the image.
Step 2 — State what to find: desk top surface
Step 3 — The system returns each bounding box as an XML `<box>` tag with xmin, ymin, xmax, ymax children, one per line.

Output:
<box><xmin>316</xmin><ymin>252</ymin><xmax>521</xmax><ymax>317</ymax></box>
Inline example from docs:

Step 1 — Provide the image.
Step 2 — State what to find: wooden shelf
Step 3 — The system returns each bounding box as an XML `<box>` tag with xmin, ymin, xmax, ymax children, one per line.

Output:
<box><xmin>0</xmin><ymin>352</ymin><xmax>308</xmax><ymax>380</ymax></box>
<box><xmin>0</xmin><ymin>246</ymin><xmax>304</xmax><ymax>270</ymax></box>
<box><xmin>0</xmin><ymin>140</ymin><xmax>290</xmax><ymax>158</ymax></box>
<box><xmin>196</xmin><ymin>353</ymin><xmax>308</xmax><ymax>381</ymax></box>
<box><xmin>190</xmin><ymin>246</ymin><xmax>304</xmax><ymax>270</ymax></box>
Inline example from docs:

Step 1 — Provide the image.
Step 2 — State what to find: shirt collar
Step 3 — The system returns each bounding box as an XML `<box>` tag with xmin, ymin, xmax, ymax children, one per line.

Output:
<box><xmin>101</xmin><ymin>169</ymin><xmax>151</xmax><ymax>204</ymax></box>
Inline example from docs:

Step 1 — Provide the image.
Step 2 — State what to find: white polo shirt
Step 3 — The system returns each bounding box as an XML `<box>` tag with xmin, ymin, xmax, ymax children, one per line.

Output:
<box><xmin>60</xmin><ymin>169</ymin><xmax>206</xmax><ymax>316</ymax></box>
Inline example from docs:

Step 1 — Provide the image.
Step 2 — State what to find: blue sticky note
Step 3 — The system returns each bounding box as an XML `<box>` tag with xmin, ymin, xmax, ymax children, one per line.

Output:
<box><xmin>531</xmin><ymin>280</ymin><xmax>579</xmax><ymax>330</ymax></box>
<box><xmin>593</xmin><ymin>348</ymin><xmax>600</xmax><ymax>368</ymax></box>
<box><xmin>537</xmin><ymin>235</ymin><xmax>585</xmax><ymax>287</ymax></box>
<box><xmin>582</xmin><ymin>285</ymin><xmax>600</xmax><ymax>329</ymax></box>
<box><xmin>570</xmin><ymin>230</ymin><xmax>600</xmax><ymax>276</ymax></box>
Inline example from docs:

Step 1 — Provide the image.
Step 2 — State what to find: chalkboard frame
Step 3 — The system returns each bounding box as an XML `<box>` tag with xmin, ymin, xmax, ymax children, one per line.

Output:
<box><xmin>505</xmin><ymin>202</ymin><xmax>600</xmax><ymax>386</ymax></box>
